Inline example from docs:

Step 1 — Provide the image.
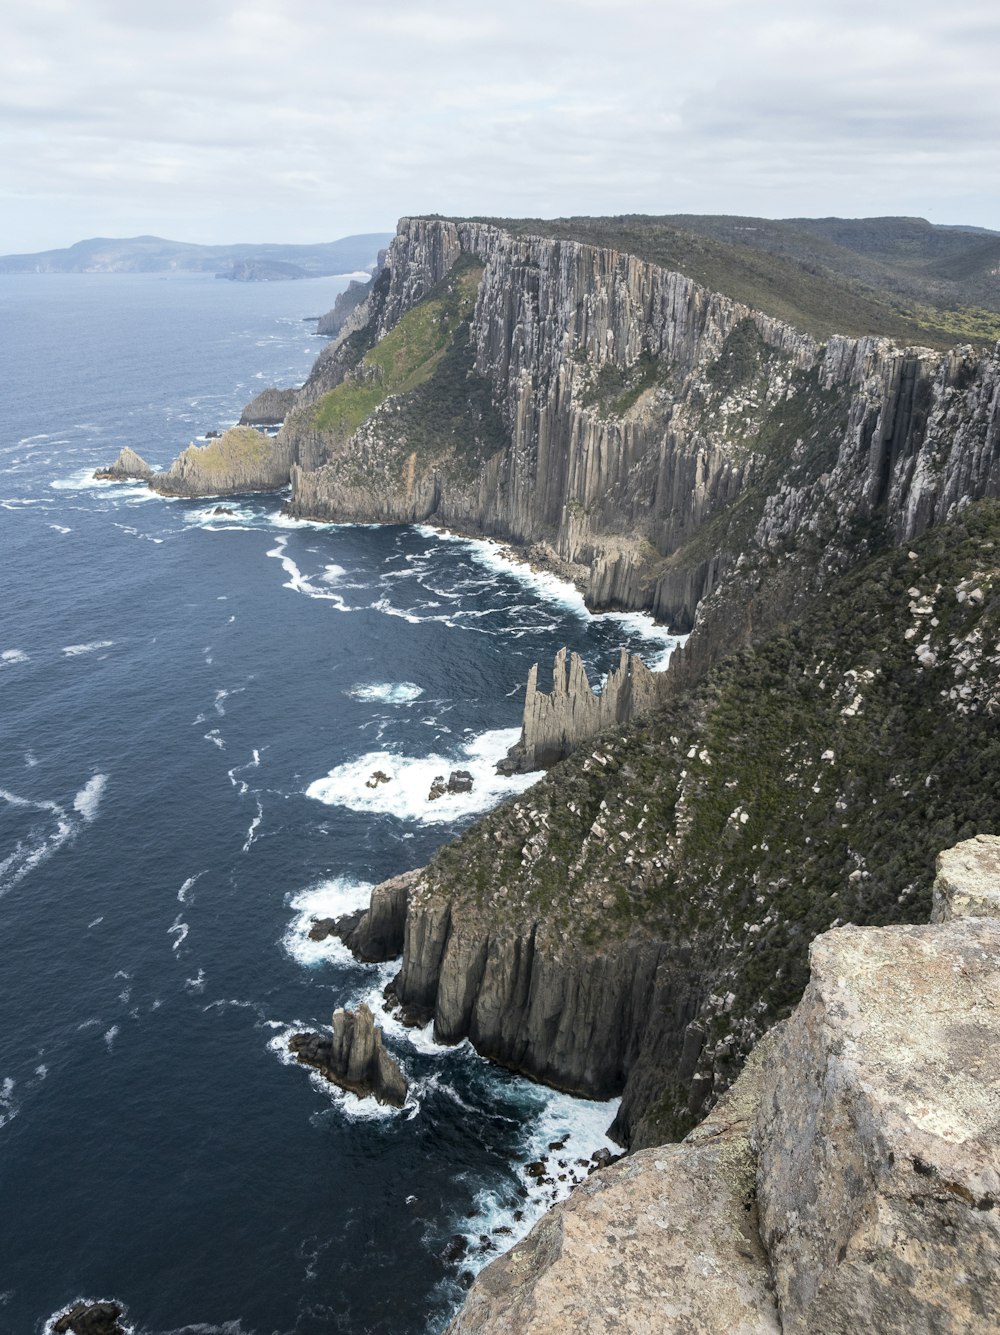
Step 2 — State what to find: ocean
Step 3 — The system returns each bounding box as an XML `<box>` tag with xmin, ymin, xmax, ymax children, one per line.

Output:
<box><xmin>0</xmin><ymin>272</ymin><xmax>680</xmax><ymax>1334</ymax></box>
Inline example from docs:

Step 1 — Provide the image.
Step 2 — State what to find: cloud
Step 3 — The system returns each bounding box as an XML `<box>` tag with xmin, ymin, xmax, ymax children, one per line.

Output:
<box><xmin>1</xmin><ymin>0</ymin><xmax>998</xmax><ymax>251</ymax></box>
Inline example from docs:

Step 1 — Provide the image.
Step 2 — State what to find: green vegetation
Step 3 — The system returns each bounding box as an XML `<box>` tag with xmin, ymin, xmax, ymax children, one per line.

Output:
<box><xmin>178</xmin><ymin>425</ymin><xmax>272</xmax><ymax>476</ymax></box>
<box><xmin>435</xmin><ymin>214</ymin><xmax>1000</xmax><ymax>349</ymax></box>
<box><xmin>579</xmin><ymin>351</ymin><xmax>667</xmax><ymax>416</ymax></box>
<box><xmin>311</xmin><ymin>258</ymin><xmax>484</xmax><ymax>437</ymax></box>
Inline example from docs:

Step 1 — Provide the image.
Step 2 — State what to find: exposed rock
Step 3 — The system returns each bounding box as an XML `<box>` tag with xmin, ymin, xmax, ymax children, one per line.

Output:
<box><xmin>289</xmin><ymin>1002</ymin><xmax>408</xmax><ymax>1107</ymax></box>
<box><xmin>150</xmin><ymin>426</ymin><xmax>291</xmax><ymax>497</ymax></box>
<box><xmin>447</xmin><ymin>1031</ymin><xmax>783</xmax><ymax>1334</ymax></box>
<box><xmin>333</xmin><ymin>869</ymin><xmax>416</xmax><ymax>962</ymax></box>
<box><xmin>499</xmin><ymin>647</ymin><xmax>668</xmax><ymax>772</ymax></box>
<box><xmin>930</xmin><ymin>833</ymin><xmax>1000</xmax><ymax>922</ymax></box>
<box><xmin>238</xmin><ymin>386</ymin><xmax>298</xmax><ymax>426</ymax></box>
<box><xmin>754</xmin><ymin>918</ymin><xmax>1000</xmax><ymax>1334</ymax></box>
<box><xmin>221</xmin><ymin>258</ymin><xmax>309</xmax><ymax>281</ymax></box>
<box><xmin>211</xmin><ymin>505</ymin><xmax>236</xmax><ymax>516</ymax></box>
<box><xmin>316</xmin><ymin>277</ymin><xmax>371</xmax><ymax>337</ymax></box>
<box><xmin>51</xmin><ymin>1300</ymin><xmax>128</xmax><ymax>1335</ymax></box>
<box><xmin>366</xmin><ymin>769</ymin><xmax>391</xmax><ymax>789</ymax></box>
<box><xmin>93</xmin><ymin>447</ymin><xmax>153</xmax><ymax>482</ymax></box>
<box><xmin>429</xmin><ymin>770</ymin><xmax>475</xmax><ymax>800</ymax></box>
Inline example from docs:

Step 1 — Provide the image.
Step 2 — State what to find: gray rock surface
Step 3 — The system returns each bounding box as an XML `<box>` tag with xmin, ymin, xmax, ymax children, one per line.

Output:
<box><xmin>316</xmin><ymin>277</ymin><xmax>371</xmax><ymax>336</ymax></box>
<box><xmin>238</xmin><ymin>386</ymin><xmax>298</xmax><ymax>426</ymax></box>
<box><xmin>755</xmin><ymin>919</ymin><xmax>1000</xmax><ymax>1334</ymax></box>
<box><xmin>501</xmin><ymin>647</ymin><xmax>668</xmax><ymax>772</ymax></box>
<box><xmin>93</xmin><ymin>446</ymin><xmax>153</xmax><ymax>481</ymax></box>
<box><xmin>930</xmin><ymin>833</ymin><xmax>1000</xmax><ymax>922</ymax></box>
<box><xmin>334</xmin><ymin>868</ymin><xmax>416</xmax><ymax>961</ymax></box>
<box><xmin>289</xmin><ymin>1002</ymin><xmax>408</xmax><ymax>1107</ymax></box>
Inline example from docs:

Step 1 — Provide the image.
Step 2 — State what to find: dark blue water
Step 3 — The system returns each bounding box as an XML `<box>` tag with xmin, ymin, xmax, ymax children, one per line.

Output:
<box><xmin>0</xmin><ymin>273</ymin><xmax>680</xmax><ymax>1335</ymax></box>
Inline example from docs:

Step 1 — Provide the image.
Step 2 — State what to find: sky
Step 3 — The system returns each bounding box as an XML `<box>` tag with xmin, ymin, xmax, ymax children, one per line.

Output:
<box><xmin>2</xmin><ymin>0</ymin><xmax>999</xmax><ymax>253</ymax></box>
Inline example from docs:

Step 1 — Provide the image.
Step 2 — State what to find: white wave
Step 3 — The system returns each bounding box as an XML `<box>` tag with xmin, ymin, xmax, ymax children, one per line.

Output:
<box><xmin>35</xmin><ymin>1064</ymin><xmax>47</xmax><ymax>1080</ymax></box>
<box><xmin>49</xmin><ymin>468</ymin><xmax>118</xmax><ymax>491</ymax></box>
<box><xmin>321</xmin><ymin>563</ymin><xmax>346</xmax><ymax>583</ymax></box>
<box><xmin>0</xmin><ymin>788</ymin><xmax>75</xmax><ymax>897</ymax></box>
<box><xmin>282</xmin><ymin>876</ymin><xmax>374</xmax><ymax>968</ymax></box>
<box><xmin>62</xmin><ymin>640</ymin><xmax>114</xmax><ymax>657</ymax></box>
<box><xmin>457</xmin><ymin>1087</ymin><xmax>621</xmax><ymax>1277</ymax></box>
<box><xmin>305</xmin><ymin>728</ymin><xmax>540</xmax><ymax>825</ymax></box>
<box><xmin>73</xmin><ymin>773</ymin><xmax>108</xmax><ymax>822</ymax></box>
<box><xmin>242</xmin><ymin>799</ymin><xmax>264</xmax><ymax>853</ymax></box>
<box><xmin>0</xmin><ymin>1077</ymin><xmax>17</xmax><ymax>1130</ymax></box>
<box><xmin>25</xmin><ymin>751</ymin><xmax>37</xmax><ymax>767</ymax></box>
<box><xmin>88</xmin><ymin>915</ymin><xmax>104</xmax><ymax>929</ymax></box>
<box><xmin>169</xmin><ymin>916</ymin><xmax>189</xmax><ymax>951</ymax></box>
<box><xmin>265</xmin><ymin>536</ymin><xmax>353</xmax><ymax>609</ymax></box>
<box><xmin>184</xmin><ymin>969</ymin><xmax>207</xmax><ymax>993</ymax></box>
<box><xmin>1</xmin><ymin>649</ymin><xmax>29</xmax><ymax>664</ymax></box>
<box><xmin>347</xmin><ymin>682</ymin><xmax>424</xmax><ymax>705</ymax></box>
<box><xmin>103</xmin><ymin>1024</ymin><xmax>119</xmax><ymax>1053</ymax></box>
<box><xmin>177</xmin><ymin>871</ymin><xmax>206</xmax><ymax>904</ymax></box>
<box><xmin>49</xmin><ymin>523</ymin><xmax>72</xmax><ymax>534</ymax></box>
<box><xmin>203</xmin><ymin>729</ymin><xmax>226</xmax><ymax>750</ymax></box>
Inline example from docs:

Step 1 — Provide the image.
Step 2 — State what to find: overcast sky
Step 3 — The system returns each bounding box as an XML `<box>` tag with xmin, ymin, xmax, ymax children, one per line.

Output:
<box><xmin>2</xmin><ymin>0</ymin><xmax>998</xmax><ymax>252</ymax></box>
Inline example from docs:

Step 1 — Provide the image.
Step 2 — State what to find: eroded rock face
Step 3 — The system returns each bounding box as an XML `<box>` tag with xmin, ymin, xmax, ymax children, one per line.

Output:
<box><xmin>238</xmin><ymin>386</ymin><xmax>298</xmax><ymax>426</ymax></box>
<box><xmin>290</xmin><ymin>1002</ymin><xmax>408</xmax><ymax>1107</ymax></box>
<box><xmin>93</xmin><ymin>447</ymin><xmax>153</xmax><ymax>481</ymax></box>
<box><xmin>931</xmin><ymin>833</ymin><xmax>1000</xmax><ymax>922</ymax></box>
<box><xmin>754</xmin><ymin>919</ymin><xmax>1000</xmax><ymax>1335</ymax></box>
<box><xmin>448</xmin><ymin>1031</ymin><xmax>784</xmax><ymax>1335</ymax></box>
<box><xmin>500</xmin><ymin>647</ymin><xmax>669</xmax><ymax>772</ymax></box>
<box><xmin>333</xmin><ymin>868</ymin><xmax>416</xmax><ymax>962</ymax></box>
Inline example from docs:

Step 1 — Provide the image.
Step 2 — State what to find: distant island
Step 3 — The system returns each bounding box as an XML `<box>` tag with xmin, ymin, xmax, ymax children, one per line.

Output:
<box><xmin>0</xmin><ymin>232</ymin><xmax>393</xmax><ymax>280</ymax></box>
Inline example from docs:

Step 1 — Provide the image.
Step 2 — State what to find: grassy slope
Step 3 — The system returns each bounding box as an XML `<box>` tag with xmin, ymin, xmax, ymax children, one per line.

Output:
<box><xmin>436</xmin><ymin>214</ymin><xmax>1000</xmax><ymax>349</ymax></box>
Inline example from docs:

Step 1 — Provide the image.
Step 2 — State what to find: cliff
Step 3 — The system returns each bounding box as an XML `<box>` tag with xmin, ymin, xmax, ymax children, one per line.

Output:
<box><xmin>93</xmin><ymin>446</ymin><xmax>153</xmax><ymax>482</ymax></box>
<box><xmin>279</xmin><ymin>218</ymin><xmax>998</xmax><ymax>649</ymax></box>
<box><xmin>449</xmin><ymin>838</ymin><xmax>1000</xmax><ymax>1333</ymax></box>
<box><xmin>238</xmin><ymin>386</ymin><xmax>298</xmax><ymax>426</ymax></box>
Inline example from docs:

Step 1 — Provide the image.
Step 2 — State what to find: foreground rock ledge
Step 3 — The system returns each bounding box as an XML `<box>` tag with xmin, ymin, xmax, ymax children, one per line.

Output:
<box><xmin>755</xmin><ymin>916</ymin><xmax>1000</xmax><ymax>1335</ymax></box>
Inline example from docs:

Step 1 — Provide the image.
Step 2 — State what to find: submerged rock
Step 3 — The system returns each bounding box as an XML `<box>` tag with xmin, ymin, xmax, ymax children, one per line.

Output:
<box><xmin>93</xmin><ymin>447</ymin><xmax>153</xmax><ymax>482</ymax></box>
<box><xmin>289</xmin><ymin>1002</ymin><xmax>408</xmax><ymax>1107</ymax></box>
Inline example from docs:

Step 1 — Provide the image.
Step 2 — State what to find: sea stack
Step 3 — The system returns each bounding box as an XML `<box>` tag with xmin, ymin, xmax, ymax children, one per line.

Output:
<box><xmin>289</xmin><ymin>1002</ymin><xmax>408</xmax><ymax>1107</ymax></box>
<box><xmin>93</xmin><ymin>446</ymin><xmax>153</xmax><ymax>482</ymax></box>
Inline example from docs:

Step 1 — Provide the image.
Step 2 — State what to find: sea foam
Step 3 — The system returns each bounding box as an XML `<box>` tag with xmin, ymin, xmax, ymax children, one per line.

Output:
<box><xmin>305</xmin><ymin>728</ymin><xmax>540</xmax><ymax>825</ymax></box>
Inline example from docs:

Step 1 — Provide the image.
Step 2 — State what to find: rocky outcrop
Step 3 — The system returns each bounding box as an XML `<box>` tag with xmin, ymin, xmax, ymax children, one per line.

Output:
<box><xmin>316</xmin><ymin>278</ymin><xmax>370</xmax><ymax>337</ymax></box>
<box><xmin>331</xmin><ymin>868</ymin><xmax>416</xmax><ymax>962</ymax></box>
<box><xmin>755</xmin><ymin>916</ymin><xmax>1000</xmax><ymax>1334</ymax></box>
<box><xmin>289</xmin><ymin>1002</ymin><xmax>408</xmax><ymax>1107</ymax></box>
<box><xmin>149</xmin><ymin>425</ymin><xmax>292</xmax><ymax>497</ymax></box>
<box><xmin>500</xmin><ymin>647</ymin><xmax>670</xmax><ymax>772</ymax></box>
<box><xmin>50</xmin><ymin>1301</ymin><xmax>128</xmax><ymax>1334</ymax></box>
<box><xmin>931</xmin><ymin>833</ymin><xmax>1000</xmax><ymax>921</ymax></box>
<box><xmin>450</xmin><ymin>867</ymin><xmax>1000</xmax><ymax>1334</ymax></box>
<box><xmin>238</xmin><ymin>386</ymin><xmax>298</xmax><ymax>426</ymax></box>
<box><xmin>93</xmin><ymin>447</ymin><xmax>153</xmax><ymax>481</ymax></box>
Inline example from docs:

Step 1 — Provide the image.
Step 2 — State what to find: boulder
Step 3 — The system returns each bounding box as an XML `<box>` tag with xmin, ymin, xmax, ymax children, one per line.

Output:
<box><xmin>755</xmin><ymin>918</ymin><xmax>1000</xmax><ymax>1334</ymax></box>
<box><xmin>930</xmin><ymin>833</ymin><xmax>1000</xmax><ymax>922</ymax></box>
<box><xmin>366</xmin><ymin>769</ymin><xmax>391</xmax><ymax>789</ymax></box>
<box><xmin>290</xmin><ymin>1002</ymin><xmax>408</xmax><ymax>1107</ymax></box>
<box><xmin>93</xmin><ymin>447</ymin><xmax>153</xmax><ymax>482</ymax></box>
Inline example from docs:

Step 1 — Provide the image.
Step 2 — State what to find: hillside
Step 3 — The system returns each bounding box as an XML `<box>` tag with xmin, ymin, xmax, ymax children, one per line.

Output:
<box><xmin>0</xmin><ymin>232</ymin><xmax>392</xmax><ymax>278</ymax></box>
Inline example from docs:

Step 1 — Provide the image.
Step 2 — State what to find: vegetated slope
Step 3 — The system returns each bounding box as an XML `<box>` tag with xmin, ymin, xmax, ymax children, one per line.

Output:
<box><xmin>397</xmin><ymin>500</ymin><xmax>1000</xmax><ymax>1146</ymax></box>
<box><xmin>444</xmin><ymin>213</ymin><xmax>1000</xmax><ymax>348</ymax></box>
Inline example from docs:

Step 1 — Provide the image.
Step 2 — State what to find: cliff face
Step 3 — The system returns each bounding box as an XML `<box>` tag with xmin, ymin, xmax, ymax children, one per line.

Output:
<box><xmin>149</xmin><ymin>426</ymin><xmax>293</xmax><ymax>497</ymax></box>
<box><xmin>281</xmin><ymin>218</ymin><xmax>999</xmax><ymax>644</ymax></box>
